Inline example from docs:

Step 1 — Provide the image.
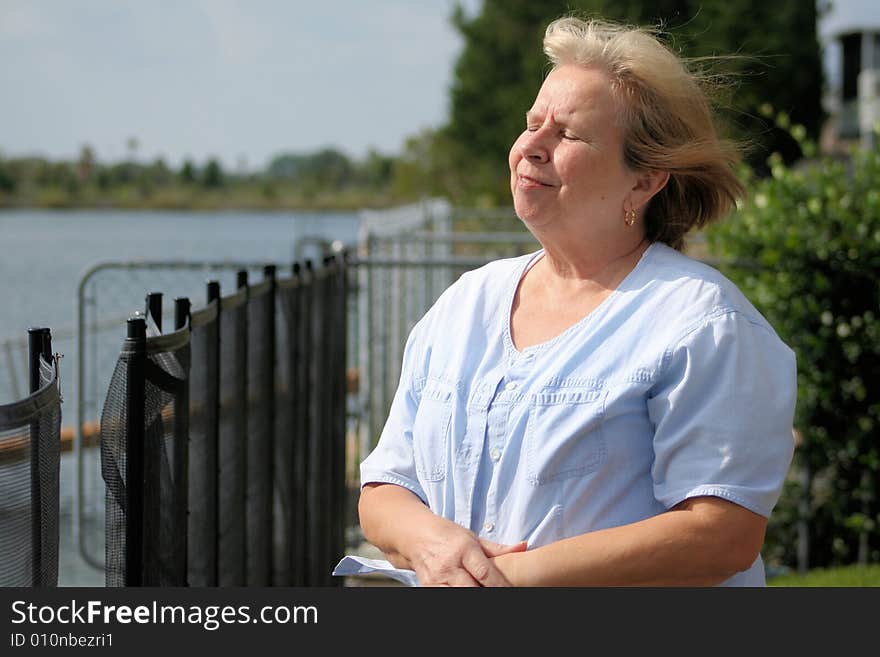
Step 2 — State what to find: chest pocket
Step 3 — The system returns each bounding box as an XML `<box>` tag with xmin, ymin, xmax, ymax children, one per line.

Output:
<box><xmin>412</xmin><ymin>378</ymin><xmax>455</xmax><ymax>481</ymax></box>
<box><xmin>525</xmin><ymin>387</ymin><xmax>607</xmax><ymax>486</ymax></box>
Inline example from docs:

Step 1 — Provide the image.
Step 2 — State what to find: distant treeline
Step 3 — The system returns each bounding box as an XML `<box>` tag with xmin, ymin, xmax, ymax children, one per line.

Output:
<box><xmin>0</xmin><ymin>145</ymin><xmax>427</xmax><ymax>210</ymax></box>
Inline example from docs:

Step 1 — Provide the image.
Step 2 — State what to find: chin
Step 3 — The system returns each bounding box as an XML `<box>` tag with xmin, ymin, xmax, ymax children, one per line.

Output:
<box><xmin>513</xmin><ymin>197</ymin><xmax>550</xmax><ymax>229</ymax></box>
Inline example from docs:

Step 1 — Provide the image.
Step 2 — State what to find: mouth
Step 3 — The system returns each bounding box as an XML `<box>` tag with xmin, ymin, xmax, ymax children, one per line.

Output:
<box><xmin>517</xmin><ymin>174</ymin><xmax>554</xmax><ymax>188</ymax></box>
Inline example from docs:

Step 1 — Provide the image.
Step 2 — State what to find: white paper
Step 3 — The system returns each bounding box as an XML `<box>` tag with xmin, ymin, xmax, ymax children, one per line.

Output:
<box><xmin>332</xmin><ymin>555</ymin><xmax>420</xmax><ymax>587</ymax></box>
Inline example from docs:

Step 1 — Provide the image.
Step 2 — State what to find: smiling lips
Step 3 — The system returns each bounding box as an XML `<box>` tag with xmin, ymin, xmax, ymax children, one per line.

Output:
<box><xmin>517</xmin><ymin>174</ymin><xmax>554</xmax><ymax>188</ymax></box>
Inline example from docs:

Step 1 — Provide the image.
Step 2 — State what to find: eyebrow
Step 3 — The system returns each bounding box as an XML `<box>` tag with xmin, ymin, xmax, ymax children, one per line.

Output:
<box><xmin>526</xmin><ymin>109</ymin><xmax>580</xmax><ymax>129</ymax></box>
<box><xmin>526</xmin><ymin>109</ymin><xmax>559</xmax><ymax>124</ymax></box>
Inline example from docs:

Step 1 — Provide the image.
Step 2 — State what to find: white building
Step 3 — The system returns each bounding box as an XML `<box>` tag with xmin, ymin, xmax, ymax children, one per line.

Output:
<box><xmin>818</xmin><ymin>0</ymin><xmax>880</xmax><ymax>149</ymax></box>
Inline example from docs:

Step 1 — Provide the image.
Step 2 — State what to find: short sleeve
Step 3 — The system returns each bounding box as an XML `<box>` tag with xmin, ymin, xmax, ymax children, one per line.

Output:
<box><xmin>359</xmin><ymin>320</ymin><xmax>428</xmax><ymax>504</ymax></box>
<box><xmin>647</xmin><ymin>311</ymin><xmax>797</xmax><ymax>517</ymax></box>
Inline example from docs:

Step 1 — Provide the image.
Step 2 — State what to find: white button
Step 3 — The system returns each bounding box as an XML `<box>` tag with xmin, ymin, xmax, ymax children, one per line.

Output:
<box><xmin>483</xmin><ymin>522</ymin><xmax>494</xmax><ymax>532</ymax></box>
<box><xmin>489</xmin><ymin>447</ymin><xmax>501</xmax><ymax>462</ymax></box>
<box><xmin>505</xmin><ymin>382</ymin><xmax>517</xmax><ymax>391</ymax></box>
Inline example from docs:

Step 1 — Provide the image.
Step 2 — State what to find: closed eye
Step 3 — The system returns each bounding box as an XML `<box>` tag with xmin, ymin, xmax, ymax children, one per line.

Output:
<box><xmin>525</xmin><ymin>126</ymin><xmax>580</xmax><ymax>141</ymax></box>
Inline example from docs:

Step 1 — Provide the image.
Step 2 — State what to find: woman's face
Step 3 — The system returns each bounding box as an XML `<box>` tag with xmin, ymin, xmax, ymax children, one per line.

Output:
<box><xmin>509</xmin><ymin>65</ymin><xmax>640</xmax><ymax>242</ymax></box>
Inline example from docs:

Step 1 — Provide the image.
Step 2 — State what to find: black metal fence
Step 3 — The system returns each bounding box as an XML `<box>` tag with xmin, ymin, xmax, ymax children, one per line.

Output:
<box><xmin>0</xmin><ymin>328</ymin><xmax>62</xmax><ymax>587</ymax></box>
<box><xmin>100</xmin><ymin>255</ymin><xmax>349</xmax><ymax>587</ymax></box>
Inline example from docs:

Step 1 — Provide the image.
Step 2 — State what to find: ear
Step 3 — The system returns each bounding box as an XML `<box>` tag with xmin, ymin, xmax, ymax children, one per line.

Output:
<box><xmin>630</xmin><ymin>169</ymin><xmax>669</xmax><ymax>211</ymax></box>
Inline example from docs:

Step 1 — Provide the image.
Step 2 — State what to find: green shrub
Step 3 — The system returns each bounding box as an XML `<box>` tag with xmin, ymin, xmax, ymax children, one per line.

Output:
<box><xmin>706</xmin><ymin>122</ymin><xmax>880</xmax><ymax>569</ymax></box>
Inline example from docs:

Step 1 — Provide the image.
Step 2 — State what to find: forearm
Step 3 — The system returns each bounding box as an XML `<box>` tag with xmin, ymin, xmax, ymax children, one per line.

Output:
<box><xmin>357</xmin><ymin>483</ymin><xmax>438</xmax><ymax>569</ymax></box>
<box><xmin>494</xmin><ymin>498</ymin><xmax>765</xmax><ymax>587</ymax></box>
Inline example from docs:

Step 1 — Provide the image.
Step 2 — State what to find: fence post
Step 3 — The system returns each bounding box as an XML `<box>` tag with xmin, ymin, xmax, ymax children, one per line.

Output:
<box><xmin>175</xmin><ymin>298</ymin><xmax>191</xmax><ymax>332</ymax></box>
<box><xmin>206</xmin><ymin>280</ymin><xmax>221</xmax><ymax>586</ymax></box>
<box><xmin>146</xmin><ymin>292</ymin><xmax>163</xmax><ymax>333</ymax></box>
<box><xmin>263</xmin><ymin>265</ymin><xmax>277</xmax><ymax>583</ymax></box>
<box><xmin>237</xmin><ymin>269</ymin><xmax>249</xmax><ymax>584</ymax></box>
<box><xmin>291</xmin><ymin>263</ymin><xmax>307</xmax><ymax>586</ymax></box>
<box><xmin>304</xmin><ymin>259</ymin><xmax>321</xmax><ymax>586</ymax></box>
<box><xmin>125</xmin><ymin>316</ymin><xmax>147</xmax><ymax>586</ymax></box>
<box><xmin>28</xmin><ymin>326</ymin><xmax>50</xmax><ymax>586</ymax></box>
<box><xmin>174</xmin><ymin>297</ymin><xmax>192</xmax><ymax>586</ymax></box>
<box><xmin>28</xmin><ymin>328</ymin><xmax>44</xmax><ymax>394</ymax></box>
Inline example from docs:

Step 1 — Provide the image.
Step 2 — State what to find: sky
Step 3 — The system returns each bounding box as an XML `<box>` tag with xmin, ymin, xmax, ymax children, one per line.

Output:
<box><xmin>0</xmin><ymin>0</ymin><xmax>482</xmax><ymax>172</ymax></box>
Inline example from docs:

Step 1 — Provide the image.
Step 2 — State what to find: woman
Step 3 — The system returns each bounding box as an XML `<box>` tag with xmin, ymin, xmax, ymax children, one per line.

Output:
<box><xmin>357</xmin><ymin>17</ymin><xmax>796</xmax><ymax>586</ymax></box>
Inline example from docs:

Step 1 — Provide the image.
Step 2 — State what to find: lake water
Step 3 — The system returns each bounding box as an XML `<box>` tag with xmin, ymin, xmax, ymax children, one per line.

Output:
<box><xmin>0</xmin><ymin>208</ymin><xmax>361</xmax><ymax>404</ymax></box>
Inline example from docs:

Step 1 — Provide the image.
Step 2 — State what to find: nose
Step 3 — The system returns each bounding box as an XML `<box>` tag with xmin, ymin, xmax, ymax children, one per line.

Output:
<box><xmin>519</xmin><ymin>129</ymin><xmax>550</xmax><ymax>164</ymax></box>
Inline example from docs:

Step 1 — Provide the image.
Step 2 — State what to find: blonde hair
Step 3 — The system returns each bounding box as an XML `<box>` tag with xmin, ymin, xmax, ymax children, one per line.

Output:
<box><xmin>543</xmin><ymin>17</ymin><xmax>745</xmax><ymax>250</ymax></box>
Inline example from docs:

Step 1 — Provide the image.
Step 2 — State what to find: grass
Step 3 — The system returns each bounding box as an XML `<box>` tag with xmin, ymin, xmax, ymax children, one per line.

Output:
<box><xmin>767</xmin><ymin>564</ymin><xmax>880</xmax><ymax>587</ymax></box>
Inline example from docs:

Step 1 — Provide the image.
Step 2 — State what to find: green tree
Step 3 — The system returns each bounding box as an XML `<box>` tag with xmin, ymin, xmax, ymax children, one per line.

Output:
<box><xmin>146</xmin><ymin>157</ymin><xmax>173</xmax><ymax>186</ymax></box>
<box><xmin>106</xmin><ymin>162</ymin><xmax>135</xmax><ymax>185</ymax></box>
<box><xmin>443</xmin><ymin>0</ymin><xmax>823</xmax><ymax>202</ymax></box>
<box><xmin>0</xmin><ymin>154</ymin><xmax>16</xmax><ymax>193</ymax></box>
<box><xmin>203</xmin><ymin>158</ymin><xmax>225</xmax><ymax>188</ymax></box>
<box><xmin>180</xmin><ymin>159</ymin><xmax>196</xmax><ymax>185</ymax></box>
<box><xmin>391</xmin><ymin>128</ymin><xmax>466</xmax><ymax>201</ymax></box>
<box><xmin>356</xmin><ymin>148</ymin><xmax>394</xmax><ymax>190</ymax></box>
<box><xmin>266</xmin><ymin>148</ymin><xmax>354</xmax><ymax>189</ymax></box>
<box><xmin>653</xmin><ymin>1</ymin><xmax>824</xmax><ymax>172</ymax></box>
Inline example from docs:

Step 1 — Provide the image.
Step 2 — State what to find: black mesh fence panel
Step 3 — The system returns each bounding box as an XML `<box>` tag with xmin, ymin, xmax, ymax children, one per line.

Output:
<box><xmin>218</xmin><ymin>292</ymin><xmax>247</xmax><ymax>586</ymax></box>
<box><xmin>246</xmin><ymin>281</ymin><xmax>274</xmax><ymax>585</ymax></box>
<box><xmin>187</xmin><ymin>304</ymin><xmax>219</xmax><ymax>586</ymax></box>
<box><xmin>101</xmin><ymin>353</ymin><xmax>130</xmax><ymax>587</ymax></box>
<box><xmin>273</xmin><ymin>282</ymin><xmax>291</xmax><ymax>586</ymax></box>
<box><xmin>35</xmin><ymin>357</ymin><xmax>61</xmax><ymax>588</ymax></box>
<box><xmin>316</xmin><ymin>267</ymin><xmax>334</xmax><ymax>586</ymax></box>
<box><xmin>277</xmin><ymin>277</ymin><xmax>308</xmax><ymax>586</ymax></box>
<box><xmin>144</xmin><ymin>339</ymin><xmax>190</xmax><ymax>585</ymax></box>
<box><xmin>304</xmin><ymin>267</ymin><xmax>322</xmax><ymax>586</ymax></box>
<box><xmin>101</xmin><ymin>324</ymin><xmax>190</xmax><ymax>586</ymax></box>
<box><xmin>98</xmin><ymin>256</ymin><xmax>350</xmax><ymax>588</ymax></box>
<box><xmin>0</xmin><ymin>356</ymin><xmax>61</xmax><ymax>587</ymax></box>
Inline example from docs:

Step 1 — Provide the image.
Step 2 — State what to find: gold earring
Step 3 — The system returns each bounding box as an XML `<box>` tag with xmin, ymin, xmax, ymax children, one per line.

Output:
<box><xmin>624</xmin><ymin>208</ymin><xmax>637</xmax><ymax>226</ymax></box>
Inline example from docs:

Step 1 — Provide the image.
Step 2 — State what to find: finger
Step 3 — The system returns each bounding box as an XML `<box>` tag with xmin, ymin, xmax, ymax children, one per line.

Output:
<box><xmin>461</xmin><ymin>550</ymin><xmax>511</xmax><ymax>587</ymax></box>
<box><xmin>478</xmin><ymin>538</ymin><xmax>528</xmax><ymax>557</ymax></box>
<box><xmin>416</xmin><ymin>566</ymin><xmax>479</xmax><ymax>588</ymax></box>
<box><xmin>447</xmin><ymin>570</ymin><xmax>481</xmax><ymax>587</ymax></box>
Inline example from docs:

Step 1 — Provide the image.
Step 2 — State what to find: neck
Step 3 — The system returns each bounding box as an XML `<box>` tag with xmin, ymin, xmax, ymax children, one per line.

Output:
<box><xmin>536</xmin><ymin>233</ymin><xmax>650</xmax><ymax>287</ymax></box>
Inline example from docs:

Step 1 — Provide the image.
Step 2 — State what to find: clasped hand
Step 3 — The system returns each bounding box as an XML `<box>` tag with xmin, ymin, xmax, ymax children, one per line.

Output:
<box><xmin>401</xmin><ymin>517</ymin><xmax>527</xmax><ymax>587</ymax></box>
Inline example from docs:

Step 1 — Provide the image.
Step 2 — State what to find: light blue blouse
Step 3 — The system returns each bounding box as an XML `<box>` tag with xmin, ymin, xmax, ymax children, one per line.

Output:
<box><xmin>360</xmin><ymin>242</ymin><xmax>797</xmax><ymax>586</ymax></box>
